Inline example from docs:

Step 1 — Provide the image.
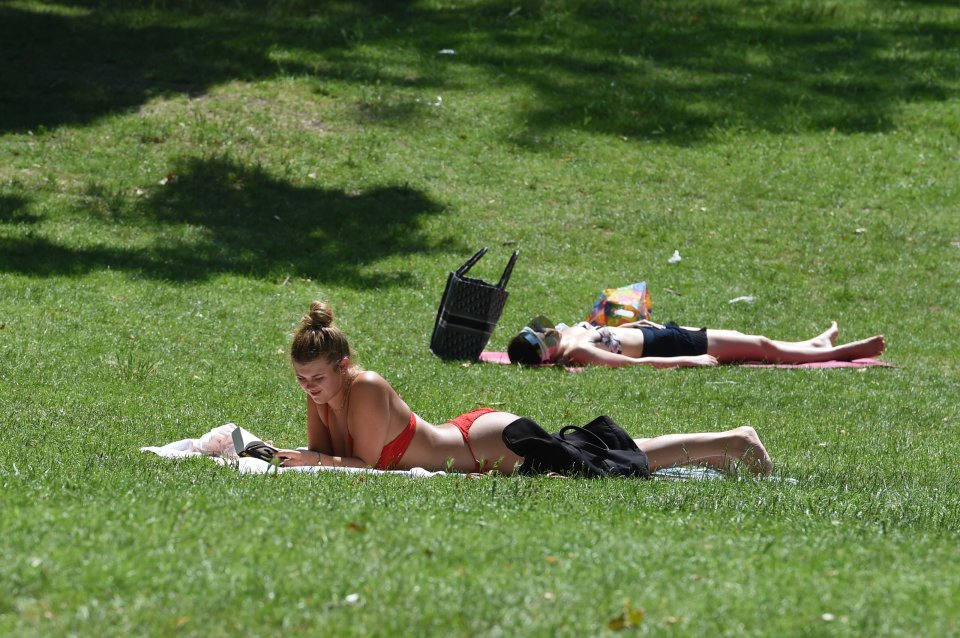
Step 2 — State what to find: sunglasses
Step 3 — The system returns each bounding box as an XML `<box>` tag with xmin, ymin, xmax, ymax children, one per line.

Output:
<box><xmin>520</xmin><ymin>315</ymin><xmax>560</xmax><ymax>362</ymax></box>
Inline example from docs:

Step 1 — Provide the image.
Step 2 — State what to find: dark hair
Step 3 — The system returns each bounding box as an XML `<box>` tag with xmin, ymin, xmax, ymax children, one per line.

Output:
<box><xmin>507</xmin><ymin>332</ymin><xmax>542</xmax><ymax>365</ymax></box>
<box><xmin>290</xmin><ymin>300</ymin><xmax>354</xmax><ymax>364</ymax></box>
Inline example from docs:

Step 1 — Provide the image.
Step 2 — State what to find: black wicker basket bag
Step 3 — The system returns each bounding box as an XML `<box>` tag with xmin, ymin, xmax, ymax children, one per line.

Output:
<box><xmin>429</xmin><ymin>247</ymin><xmax>519</xmax><ymax>361</ymax></box>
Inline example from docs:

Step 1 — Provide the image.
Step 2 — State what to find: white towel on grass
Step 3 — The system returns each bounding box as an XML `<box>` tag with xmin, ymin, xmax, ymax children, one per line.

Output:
<box><xmin>140</xmin><ymin>423</ymin><xmax>451</xmax><ymax>477</ymax></box>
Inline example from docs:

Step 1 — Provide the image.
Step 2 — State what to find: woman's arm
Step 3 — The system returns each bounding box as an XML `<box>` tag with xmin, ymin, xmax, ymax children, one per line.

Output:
<box><xmin>276</xmin><ymin>449</ymin><xmax>372</xmax><ymax>467</ymax></box>
<box><xmin>633</xmin><ymin>354</ymin><xmax>718</xmax><ymax>368</ymax></box>
<box><xmin>566</xmin><ymin>345</ymin><xmax>717</xmax><ymax>368</ymax></box>
<box><xmin>617</xmin><ymin>320</ymin><xmax>665</xmax><ymax>330</ymax></box>
<box><xmin>345</xmin><ymin>373</ymin><xmax>395</xmax><ymax>466</ymax></box>
<box><xmin>275</xmin><ymin>395</ymin><xmax>374</xmax><ymax>467</ymax></box>
<box><xmin>306</xmin><ymin>395</ymin><xmax>332</xmax><ymax>452</ymax></box>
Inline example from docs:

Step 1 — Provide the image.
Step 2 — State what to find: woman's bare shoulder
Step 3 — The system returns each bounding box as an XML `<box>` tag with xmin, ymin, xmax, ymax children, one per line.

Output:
<box><xmin>346</xmin><ymin>371</ymin><xmax>404</xmax><ymax>429</ymax></box>
<box><xmin>349</xmin><ymin>370</ymin><xmax>394</xmax><ymax>397</ymax></box>
<box><xmin>353</xmin><ymin>369</ymin><xmax>387</xmax><ymax>384</ymax></box>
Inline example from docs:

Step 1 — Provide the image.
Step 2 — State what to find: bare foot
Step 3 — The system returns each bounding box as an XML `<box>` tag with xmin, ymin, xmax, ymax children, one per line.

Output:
<box><xmin>831</xmin><ymin>334</ymin><xmax>885</xmax><ymax>360</ymax></box>
<box><xmin>732</xmin><ymin>426</ymin><xmax>773</xmax><ymax>476</ymax></box>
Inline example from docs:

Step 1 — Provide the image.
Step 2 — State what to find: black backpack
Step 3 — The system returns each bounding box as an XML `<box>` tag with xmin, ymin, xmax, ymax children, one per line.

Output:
<box><xmin>502</xmin><ymin>415</ymin><xmax>650</xmax><ymax>478</ymax></box>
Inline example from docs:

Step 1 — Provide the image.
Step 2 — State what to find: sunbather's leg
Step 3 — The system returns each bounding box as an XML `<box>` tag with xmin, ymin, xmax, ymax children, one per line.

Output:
<box><xmin>706</xmin><ymin>322</ymin><xmax>884</xmax><ymax>363</ymax></box>
<box><xmin>634</xmin><ymin>426</ymin><xmax>772</xmax><ymax>475</ymax></box>
<box><xmin>466</xmin><ymin>411</ymin><xmax>526</xmax><ymax>474</ymax></box>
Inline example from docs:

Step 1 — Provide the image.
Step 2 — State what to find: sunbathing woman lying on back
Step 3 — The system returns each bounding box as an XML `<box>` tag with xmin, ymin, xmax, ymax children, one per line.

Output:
<box><xmin>506</xmin><ymin>316</ymin><xmax>885</xmax><ymax>368</ymax></box>
<box><xmin>274</xmin><ymin>301</ymin><xmax>773</xmax><ymax>476</ymax></box>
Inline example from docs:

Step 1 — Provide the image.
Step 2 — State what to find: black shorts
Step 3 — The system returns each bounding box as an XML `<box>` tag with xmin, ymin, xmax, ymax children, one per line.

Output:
<box><xmin>639</xmin><ymin>322</ymin><xmax>708</xmax><ymax>357</ymax></box>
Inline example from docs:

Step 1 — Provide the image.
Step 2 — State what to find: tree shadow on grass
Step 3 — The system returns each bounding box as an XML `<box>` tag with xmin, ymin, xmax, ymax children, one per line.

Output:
<box><xmin>0</xmin><ymin>156</ymin><xmax>452</xmax><ymax>285</ymax></box>
<box><xmin>1</xmin><ymin>1</ymin><xmax>957</xmax><ymax>143</ymax></box>
<box><xmin>0</xmin><ymin>194</ymin><xmax>39</xmax><ymax>224</ymax></box>
<box><xmin>0</xmin><ymin>0</ymin><xmax>416</xmax><ymax>133</ymax></box>
<box><xmin>457</xmin><ymin>1</ymin><xmax>959</xmax><ymax>144</ymax></box>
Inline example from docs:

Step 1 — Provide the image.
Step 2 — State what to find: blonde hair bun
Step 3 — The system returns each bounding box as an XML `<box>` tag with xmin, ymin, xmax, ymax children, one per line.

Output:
<box><xmin>303</xmin><ymin>300</ymin><xmax>334</xmax><ymax>331</ymax></box>
<box><xmin>291</xmin><ymin>300</ymin><xmax>353</xmax><ymax>365</ymax></box>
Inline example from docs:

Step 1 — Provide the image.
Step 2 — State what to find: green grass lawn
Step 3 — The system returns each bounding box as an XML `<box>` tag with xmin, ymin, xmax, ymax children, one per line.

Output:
<box><xmin>2</xmin><ymin>0</ymin><xmax>959</xmax><ymax>635</ymax></box>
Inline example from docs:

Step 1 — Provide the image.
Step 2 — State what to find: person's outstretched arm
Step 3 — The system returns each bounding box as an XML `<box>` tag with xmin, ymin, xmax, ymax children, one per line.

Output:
<box><xmin>277</xmin><ymin>448</ymin><xmax>371</xmax><ymax>468</ymax></box>
<box><xmin>616</xmin><ymin>320</ymin><xmax>665</xmax><ymax>330</ymax></box>
<box><xmin>565</xmin><ymin>345</ymin><xmax>717</xmax><ymax>368</ymax></box>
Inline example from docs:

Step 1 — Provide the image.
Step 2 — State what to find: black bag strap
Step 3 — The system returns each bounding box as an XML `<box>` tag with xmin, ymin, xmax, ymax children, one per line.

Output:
<box><xmin>497</xmin><ymin>250</ymin><xmax>520</xmax><ymax>289</ymax></box>
<box><xmin>558</xmin><ymin>425</ymin><xmax>610</xmax><ymax>451</ymax></box>
<box><xmin>455</xmin><ymin>247</ymin><xmax>488</xmax><ymax>277</ymax></box>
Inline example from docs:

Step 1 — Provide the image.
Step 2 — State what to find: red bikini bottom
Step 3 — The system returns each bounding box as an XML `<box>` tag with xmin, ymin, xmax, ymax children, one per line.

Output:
<box><xmin>376</xmin><ymin>408</ymin><xmax>501</xmax><ymax>472</ymax></box>
<box><xmin>446</xmin><ymin>408</ymin><xmax>499</xmax><ymax>472</ymax></box>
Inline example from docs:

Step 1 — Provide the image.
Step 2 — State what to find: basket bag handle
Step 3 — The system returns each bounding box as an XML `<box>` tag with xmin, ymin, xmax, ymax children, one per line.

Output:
<box><xmin>497</xmin><ymin>250</ymin><xmax>520</xmax><ymax>290</ymax></box>
<box><xmin>455</xmin><ymin>247</ymin><xmax>488</xmax><ymax>277</ymax></box>
<box><xmin>455</xmin><ymin>247</ymin><xmax>520</xmax><ymax>291</ymax></box>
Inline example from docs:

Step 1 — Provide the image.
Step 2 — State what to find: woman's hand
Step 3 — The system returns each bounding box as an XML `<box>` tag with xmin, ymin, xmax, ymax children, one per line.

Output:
<box><xmin>676</xmin><ymin>354</ymin><xmax>719</xmax><ymax>367</ymax></box>
<box><xmin>636</xmin><ymin>354</ymin><xmax>718</xmax><ymax>368</ymax></box>
<box><xmin>274</xmin><ymin>449</ymin><xmax>321</xmax><ymax>467</ymax></box>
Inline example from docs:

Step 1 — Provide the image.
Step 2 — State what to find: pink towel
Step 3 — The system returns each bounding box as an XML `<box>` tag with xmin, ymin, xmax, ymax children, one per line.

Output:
<box><xmin>479</xmin><ymin>351</ymin><xmax>893</xmax><ymax>369</ymax></box>
<box><xmin>740</xmin><ymin>358</ymin><xmax>894</xmax><ymax>369</ymax></box>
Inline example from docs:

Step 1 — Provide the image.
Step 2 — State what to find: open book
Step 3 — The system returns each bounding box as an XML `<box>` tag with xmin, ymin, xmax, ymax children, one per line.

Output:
<box><xmin>231</xmin><ymin>426</ymin><xmax>279</xmax><ymax>462</ymax></box>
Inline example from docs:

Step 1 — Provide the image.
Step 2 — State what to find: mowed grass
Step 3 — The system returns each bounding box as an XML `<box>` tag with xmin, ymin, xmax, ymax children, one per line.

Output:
<box><xmin>2</xmin><ymin>0</ymin><xmax>959</xmax><ymax>636</ymax></box>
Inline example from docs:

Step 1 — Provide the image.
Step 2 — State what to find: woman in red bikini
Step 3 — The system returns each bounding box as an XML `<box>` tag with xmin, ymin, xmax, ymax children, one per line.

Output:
<box><xmin>275</xmin><ymin>301</ymin><xmax>773</xmax><ymax>475</ymax></box>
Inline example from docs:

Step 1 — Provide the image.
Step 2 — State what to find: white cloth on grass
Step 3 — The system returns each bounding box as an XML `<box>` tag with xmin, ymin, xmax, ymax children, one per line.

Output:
<box><xmin>140</xmin><ymin>423</ymin><xmax>451</xmax><ymax>477</ymax></box>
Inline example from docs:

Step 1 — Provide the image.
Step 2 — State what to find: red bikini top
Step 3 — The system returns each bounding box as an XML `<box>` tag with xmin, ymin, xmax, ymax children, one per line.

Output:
<box><xmin>322</xmin><ymin>403</ymin><xmax>417</xmax><ymax>470</ymax></box>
